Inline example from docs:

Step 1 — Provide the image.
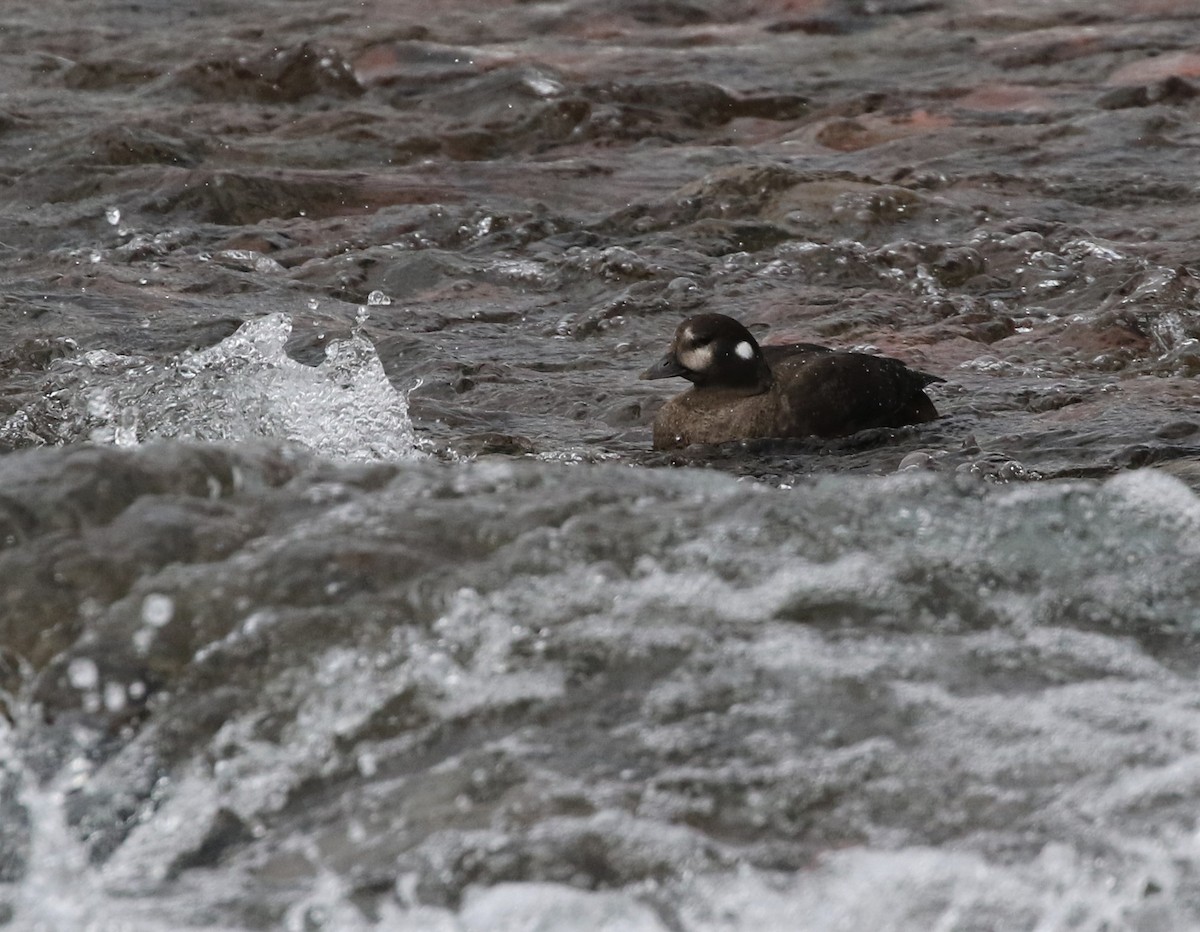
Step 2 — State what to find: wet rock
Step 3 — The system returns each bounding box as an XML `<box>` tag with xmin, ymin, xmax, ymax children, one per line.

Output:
<box><xmin>172</xmin><ymin>43</ymin><xmax>363</xmax><ymax>103</ymax></box>
<box><xmin>1108</xmin><ymin>444</ymin><xmax>1174</xmax><ymax>470</ymax></box>
<box><xmin>484</xmin><ymin>99</ymin><xmax>592</xmax><ymax>155</ymax></box>
<box><xmin>815</xmin><ymin>110</ymin><xmax>954</xmax><ymax>152</ymax></box>
<box><xmin>560</xmin><ymin>282</ymin><xmax>668</xmax><ymax>338</ymax></box>
<box><xmin>454</xmin><ymin>432</ymin><xmax>537</xmax><ymax>456</ymax></box>
<box><xmin>215</xmin><ymin>230</ymin><xmax>296</xmax><ymax>255</ymax></box>
<box><xmin>211</xmin><ymin>249</ymin><xmax>285</xmax><ymax>274</ymax></box>
<box><xmin>0</xmin><ymin>443</ymin><xmax>304</xmax><ymax>668</ymax></box>
<box><xmin>600</xmin><ymin>0</ymin><xmax>715</xmax><ymax>27</ymax></box>
<box><xmin>62</xmin><ymin>58</ymin><xmax>162</xmax><ymax>90</ymax></box>
<box><xmin>1107</xmin><ymin>51</ymin><xmax>1200</xmax><ymax>87</ymax></box>
<box><xmin>1095</xmin><ymin>266</ymin><xmax>1200</xmax><ymax>362</ymax></box>
<box><xmin>686</xmin><ymin>219</ymin><xmax>792</xmax><ymax>254</ymax></box>
<box><xmin>953</xmin><ymin>83</ymin><xmax>1057</xmax><ymax>114</ymax></box>
<box><xmin>736</xmin><ymin>94</ymin><xmax>811</xmax><ymax>121</ymax></box>
<box><xmin>600</xmin><ymin>399</ymin><xmax>644</xmax><ymax>427</ymax></box>
<box><xmin>588</xmin><ymin>81</ymin><xmax>739</xmax><ymax>128</ymax></box>
<box><xmin>417</xmin><ymin>67</ymin><xmax>574</xmax><ymax>123</ymax></box>
<box><xmin>411</xmin><ymin>80</ymin><xmax>805</xmax><ymax>154</ymax></box>
<box><xmin>84</xmin><ymin>125</ymin><xmax>208</xmax><ymax>167</ymax></box>
<box><xmin>956</xmin><ymin>312</ymin><xmax>1016</xmax><ymax>345</ymax></box>
<box><xmin>171</xmin><ymin>808</ymin><xmax>255</xmax><ymax>873</ymax></box>
<box><xmin>767</xmin><ymin>14</ymin><xmax>862</xmax><ymax>35</ymax></box>
<box><xmin>380</xmin><ymin>251</ymin><xmax>468</xmax><ymax>300</ymax></box>
<box><xmin>604</xmin><ymin>164</ymin><xmax>806</xmax><ymax>232</ymax></box>
<box><xmin>153</xmin><ymin>170</ymin><xmax>452</xmax><ymax>225</ymax></box>
<box><xmin>353</xmin><ymin>39</ymin><xmax>486</xmax><ymax>89</ymax></box>
<box><xmin>933</xmin><ymin>247</ymin><xmax>986</xmax><ymax>286</ymax></box>
<box><xmin>831</xmin><ymin>185</ymin><xmax>927</xmax><ymax>226</ymax></box>
<box><xmin>955</xmin><ymin>454</ymin><xmax>1040</xmax><ymax>482</ymax></box>
<box><xmin>0</xmin><ymin>110</ymin><xmax>28</xmax><ymax>137</ymax></box>
<box><xmin>897</xmin><ymin>450</ymin><xmax>939</xmax><ymax>471</ymax></box>
<box><xmin>980</xmin><ymin>22</ymin><xmax>1154</xmax><ymax>70</ymax></box>
<box><xmin>1153</xmin><ymin>421</ymin><xmax>1198</xmax><ymax>440</ymax></box>
<box><xmin>1018</xmin><ymin>386</ymin><xmax>1087</xmax><ymax>413</ymax></box>
<box><xmin>1097</xmin><ymin>76</ymin><xmax>1200</xmax><ymax>109</ymax></box>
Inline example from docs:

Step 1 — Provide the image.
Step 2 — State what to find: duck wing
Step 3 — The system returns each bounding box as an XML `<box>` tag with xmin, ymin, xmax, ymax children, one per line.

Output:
<box><xmin>761</xmin><ymin>342</ymin><xmax>833</xmax><ymax>368</ymax></box>
<box><xmin>775</xmin><ymin>351</ymin><xmax>943</xmax><ymax>437</ymax></box>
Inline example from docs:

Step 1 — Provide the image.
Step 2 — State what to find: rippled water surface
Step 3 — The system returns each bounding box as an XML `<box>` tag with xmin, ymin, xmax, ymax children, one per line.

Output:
<box><xmin>4</xmin><ymin>0</ymin><xmax>1200</xmax><ymax>929</ymax></box>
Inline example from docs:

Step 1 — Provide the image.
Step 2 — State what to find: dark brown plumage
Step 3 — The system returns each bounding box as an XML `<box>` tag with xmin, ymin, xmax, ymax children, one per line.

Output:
<box><xmin>641</xmin><ymin>313</ymin><xmax>943</xmax><ymax>450</ymax></box>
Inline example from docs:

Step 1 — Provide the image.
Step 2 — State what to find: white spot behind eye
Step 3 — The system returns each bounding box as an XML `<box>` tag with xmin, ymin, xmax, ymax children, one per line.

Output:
<box><xmin>734</xmin><ymin>341</ymin><xmax>754</xmax><ymax>361</ymax></box>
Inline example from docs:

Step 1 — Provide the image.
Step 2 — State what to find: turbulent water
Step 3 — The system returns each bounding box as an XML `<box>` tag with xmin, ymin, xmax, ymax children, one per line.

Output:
<box><xmin>4</xmin><ymin>0</ymin><xmax>1200</xmax><ymax>929</ymax></box>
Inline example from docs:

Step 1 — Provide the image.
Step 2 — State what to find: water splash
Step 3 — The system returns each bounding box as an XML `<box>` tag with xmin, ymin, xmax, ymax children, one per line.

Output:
<box><xmin>76</xmin><ymin>314</ymin><xmax>422</xmax><ymax>461</ymax></box>
<box><xmin>0</xmin><ymin>710</ymin><xmax>260</xmax><ymax>931</ymax></box>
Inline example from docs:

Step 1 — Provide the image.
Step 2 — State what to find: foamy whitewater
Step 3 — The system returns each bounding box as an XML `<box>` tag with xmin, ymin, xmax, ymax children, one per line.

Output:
<box><xmin>7</xmin><ymin>0</ymin><xmax>1200</xmax><ymax>927</ymax></box>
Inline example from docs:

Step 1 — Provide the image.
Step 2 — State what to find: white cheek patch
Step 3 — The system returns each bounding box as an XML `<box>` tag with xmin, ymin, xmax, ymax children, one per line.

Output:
<box><xmin>734</xmin><ymin>341</ymin><xmax>754</xmax><ymax>361</ymax></box>
<box><xmin>678</xmin><ymin>344</ymin><xmax>715</xmax><ymax>372</ymax></box>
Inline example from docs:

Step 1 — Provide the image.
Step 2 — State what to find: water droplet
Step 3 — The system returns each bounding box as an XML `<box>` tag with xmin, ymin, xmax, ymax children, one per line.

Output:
<box><xmin>67</xmin><ymin>657</ymin><xmax>99</xmax><ymax>690</ymax></box>
<box><xmin>366</xmin><ymin>290</ymin><xmax>392</xmax><ymax>306</ymax></box>
<box><xmin>357</xmin><ymin>751</ymin><xmax>379</xmax><ymax>777</ymax></box>
<box><xmin>141</xmin><ymin>593</ymin><xmax>175</xmax><ymax>627</ymax></box>
<box><xmin>307</xmin><ymin>298</ymin><xmax>320</xmax><ymax>311</ymax></box>
<box><xmin>104</xmin><ymin>681</ymin><xmax>128</xmax><ymax>712</ymax></box>
<box><xmin>133</xmin><ymin>628</ymin><xmax>154</xmax><ymax>654</ymax></box>
<box><xmin>105</xmin><ymin>206</ymin><xmax>121</xmax><ymax>226</ymax></box>
<box><xmin>113</xmin><ymin>407</ymin><xmax>139</xmax><ymax>446</ymax></box>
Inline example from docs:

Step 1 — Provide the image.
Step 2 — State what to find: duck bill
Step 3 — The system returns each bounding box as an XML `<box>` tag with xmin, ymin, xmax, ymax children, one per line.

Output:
<box><xmin>640</xmin><ymin>352</ymin><xmax>690</xmax><ymax>381</ymax></box>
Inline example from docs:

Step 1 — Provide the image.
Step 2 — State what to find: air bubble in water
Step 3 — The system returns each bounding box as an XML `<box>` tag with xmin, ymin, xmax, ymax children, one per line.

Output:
<box><xmin>366</xmin><ymin>290</ymin><xmax>392</xmax><ymax>306</ymax></box>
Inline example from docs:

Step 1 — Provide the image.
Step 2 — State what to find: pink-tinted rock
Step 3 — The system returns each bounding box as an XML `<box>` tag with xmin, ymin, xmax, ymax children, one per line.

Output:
<box><xmin>1107</xmin><ymin>51</ymin><xmax>1200</xmax><ymax>86</ymax></box>
<box><xmin>813</xmin><ymin>110</ymin><xmax>954</xmax><ymax>152</ymax></box>
<box><xmin>954</xmin><ymin>84</ymin><xmax>1057</xmax><ymax>112</ymax></box>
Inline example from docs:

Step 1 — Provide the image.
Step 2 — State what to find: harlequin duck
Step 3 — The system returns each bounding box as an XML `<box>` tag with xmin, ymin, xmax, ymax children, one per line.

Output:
<box><xmin>641</xmin><ymin>313</ymin><xmax>943</xmax><ymax>450</ymax></box>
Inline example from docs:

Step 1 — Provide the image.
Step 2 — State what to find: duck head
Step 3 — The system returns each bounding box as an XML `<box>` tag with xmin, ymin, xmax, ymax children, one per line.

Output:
<box><xmin>640</xmin><ymin>313</ymin><xmax>770</xmax><ymax>390</ymax></box>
